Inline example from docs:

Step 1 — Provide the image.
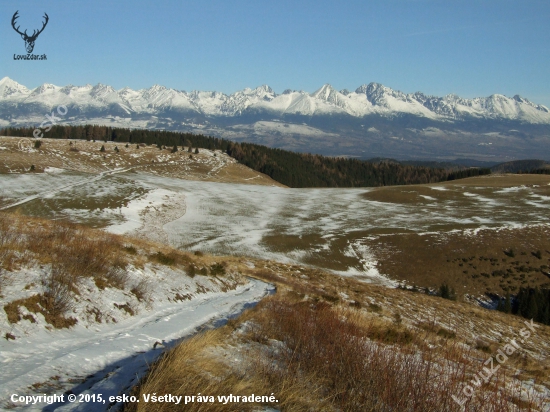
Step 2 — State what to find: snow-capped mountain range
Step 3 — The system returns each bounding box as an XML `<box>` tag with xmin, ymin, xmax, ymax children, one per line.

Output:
<box><xmin>1</xmin><ymin>77</ymin><xmax>549</xmax><ymax>123</ymax></box>
<box><xmin>1</xmin><ymin>76</ymin><xmax>550</xmax><ymax>160</ymax></box>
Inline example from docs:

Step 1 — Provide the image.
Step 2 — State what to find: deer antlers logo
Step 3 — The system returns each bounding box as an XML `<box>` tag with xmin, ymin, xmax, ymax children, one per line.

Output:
<box><xmin>11</xmin><ymin>11</ymin><xmax>49</xmax><ymax>54</ymax></box>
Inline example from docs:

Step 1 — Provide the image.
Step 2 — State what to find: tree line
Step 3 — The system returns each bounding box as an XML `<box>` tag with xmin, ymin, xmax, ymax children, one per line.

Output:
<box><xmin>497</xmin><ymin>287</ymin><xmax>550</xmax><ymax>325</ymax></box>
<box><xmin>447</xmin><ymin>168</ymin><xmax>491</xmax><ymax>180</ymax></box>
<box><xmin>517</xmin><ymin>168</ymin><xmax>550</xmax><ymax>175</ymax></box>
<box><xmin>225</xmin><ymin>141</ymin><xmax>453</xmax><ymax>187</ymax></box>
<box><xmin>1</xmin><ymin>125</ymin><xmax>491</xmax><ymax>187</ymax></box>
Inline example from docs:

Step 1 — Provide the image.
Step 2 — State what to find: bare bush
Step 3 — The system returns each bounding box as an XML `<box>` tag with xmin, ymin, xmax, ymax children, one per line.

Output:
<box><xmin>130</xmin><ymin>279</ymin><xmax>151</xmax><ymax>302</ymax></box>
<box><xmin>0</xmin><ymin>213</ymin><xmax>20</xmax><ymax>273</ymax></box>
<box><xmin>244</xmin><ymin>297</ymin><xmax>546</xmax><ymax>411</ymax></box>
<box><xmin>148</xmin><ymin>250</ymin><xmax>189</xmax><ymax>267</ymax></box>
<box><xmin>105</xmin><ymin>266</ymin><xmax>129</xmax><ymax>290</ymax></box>
<box><xmin>186</xmin><ymin>264</ymin><xmax>196</xmax><ymax>278</ymax></box>
<box><xmin>41</xmin><ymin>263</ymin><xmax>74</xmax><ymax>317</ymax></box>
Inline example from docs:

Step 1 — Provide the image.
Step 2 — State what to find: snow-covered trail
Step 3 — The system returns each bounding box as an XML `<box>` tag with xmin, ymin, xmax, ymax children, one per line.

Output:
<box><xmin>1</xmin><ymin>278</ymin><xmax>274</xmax><ymax>411</ymax></box>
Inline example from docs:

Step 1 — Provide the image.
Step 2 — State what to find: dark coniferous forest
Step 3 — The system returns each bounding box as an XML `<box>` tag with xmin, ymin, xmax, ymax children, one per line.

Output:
<box><xmin>497</xmin><ymin>288</ymin><xmax>550</xmax><ymax>326</ymax></box>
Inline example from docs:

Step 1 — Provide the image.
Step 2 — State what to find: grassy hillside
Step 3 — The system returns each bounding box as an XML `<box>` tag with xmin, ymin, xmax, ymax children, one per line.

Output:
<box><xmin>126</xmin><ymin>261</ymin><xmax>550</xmax><ymax>412</ymax></box>
<box><xmin>3</xmin><ymin>126</ymin><xmax>490</xmax><ymax>188</ymax></box>
<box><xmin>0</xmin><ymin>136</ymin><xmax>282</xmax><ymax>186</ymax></box>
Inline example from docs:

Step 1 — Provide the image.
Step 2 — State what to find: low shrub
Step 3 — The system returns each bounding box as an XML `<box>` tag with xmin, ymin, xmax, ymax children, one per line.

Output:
<box><xmin>186</xmin><ymin>264</ymin><xmax>196</xmax><ymax>278</ymax></box>
<box><xmin>209</xmin><ymin>263</ymin><xmax>226</xmax><ymax>277</ymax></box>
<box><xmin>131</xmin><ymin>279</ymin><xmax>151</xmax><ymax>302</ymax></box>
<box><xmin>4</xmin><ymin>294</ymin><xmax>77</xmax><ymax>329</ymax></box>
<box><xmin>504</xmin><ymin>249</ymin><xmax>515</xmax><ymax>258</ymax></box>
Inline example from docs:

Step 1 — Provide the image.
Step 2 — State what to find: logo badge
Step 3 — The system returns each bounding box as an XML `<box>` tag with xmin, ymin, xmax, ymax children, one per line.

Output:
<box><xmin>11</xmin><ymin>11</ymin><xmax>49</xmax><ymax>54</ymax></box>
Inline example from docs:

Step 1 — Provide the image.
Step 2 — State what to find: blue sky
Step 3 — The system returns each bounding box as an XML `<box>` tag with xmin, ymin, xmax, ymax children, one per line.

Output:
<box><xmin>1</xmin><ymin>0</ymin><xmax>550</xmax><ymax>106</ymax></box>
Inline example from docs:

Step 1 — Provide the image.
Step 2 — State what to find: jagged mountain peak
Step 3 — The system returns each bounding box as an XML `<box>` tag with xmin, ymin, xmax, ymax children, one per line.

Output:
<box><xmin>312</xmin><ymin>84</ymin><xmax>338</xmax><ymax>98</ymax></box>
<box><xmin>0</xmin><ymin>77</ymin><xmax>23</xmax><ymax>87</ymax></box>
<box><xmin>29</xmin><ymin>83</ymin><xmax>60</xmax><ymax>98</ymax></box>
<box><xmin>241</xmin><ymin>85</ymin><xmax>275</xmax><ymax>99</ymax></box>
<box><xmin>92</xmin><ymin>83</ymin><xmax>113</xmax><ymax>89</ymax></box>
<box><xmin>0</xmin><ymin>77</ymin><xmax>29</xmax><ymax>98</ymax></box>
<box><xmin>254</xmin><ymin>84</ymin><xmax>274</xmax><ymax>94</ymax></box>
<box><xmin>147</xmin><ymin>84</ymin><xmax>169</xmax><ymax>92</ymax></box>
<box><xmin>355</xmin><ymin>82</ymin><xmax>388</xmax><ymax>94</ymax></box>
<box><xmin>35</xmin><ymin>83</ymin><xmax>58</xmax><ymax>92</ymax></box>
<box><xmin>355</xmin><ymin>84</ymin><xmax>368</xmax><ymax>94</ymax></box>
<box><xmin>91</xmin><ymin>83</ymin><xmax>116</xmax><ymax>93</ymax></box>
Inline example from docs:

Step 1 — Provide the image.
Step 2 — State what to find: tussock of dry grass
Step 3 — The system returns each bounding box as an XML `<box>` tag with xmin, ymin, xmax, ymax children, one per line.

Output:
<box><xmin>4</xmin><ymin>294</ymin><xmax>77</xmax><ymax>329</ymax></box>
<box><xmin>126</xmin><ymin>329</ymin><xmax>275</xmax><ymax>412</ymax></box>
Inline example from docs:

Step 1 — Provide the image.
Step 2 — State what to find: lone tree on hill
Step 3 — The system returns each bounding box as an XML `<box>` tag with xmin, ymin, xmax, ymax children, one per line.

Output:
<box><xmin>195</xmin><ymin>147</ymin><xmax>199</xmax><ymax>154</ymax></box>
<box><xmin>438</xmin><ymin>283</ymin><xmax>456</xmax><ymax>300</ymax></box>
<box><xmin>171</xmin><ymin>144</ymin><xmax>178</xmax><ymax>153</ymax></box>
<box><xmin>100</xmin><ymin>145</ymin><xmax>106</xmax><ymax>152</ymax></box>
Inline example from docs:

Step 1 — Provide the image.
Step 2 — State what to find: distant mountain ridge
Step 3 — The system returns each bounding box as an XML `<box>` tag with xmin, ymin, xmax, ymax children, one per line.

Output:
<box><xmin>1</xmin><ymin>77</ymin><xmax>550</xmax><ymax>161</ymax></box>
<box><xmin>1</xmin><ymin>77</ymin><xmax>549</xmax><ymax>122</ymax></box>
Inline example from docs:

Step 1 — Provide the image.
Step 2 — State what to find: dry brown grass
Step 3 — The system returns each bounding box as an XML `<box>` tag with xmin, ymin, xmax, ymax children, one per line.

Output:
<box><xmin>130</xmin><ymin>287</ymin><xmax>550</xmax><ymax>412</ymax></box>
<box><xmin>124</xmin><ymin>255</ymin><xmax>550</xmax><ymax>411</ymax></box>
<box><xmin>246</xmin><ymin>296</ymin><xmax>470</xmax><ymax>411</ymax></box>
<box><xmin>126</xmin><ymin>329</ymin><xmax>276</xmax><ymax>412</ymax></box>
<box><xmin>3</xmin><ymin>294</ymin><xmax>77</xmax><ymax>329</ymax></box>
<box><xmin>1</xmin><ymin>212</ymin><xmax>247</xmax><ymax>329</ymax></box>
<box><xmin>369</xmin><ymin>225</ymin><xmax>550</xmax><ymax>296</ymax></box>
<box><xmin>0</xmin><ymin>136</ymin><xmax>284</xmax><ymax>187</ymax></box>
<box><xmin>0</xmin><ymin>214</ymin><xmax>139</xmax><ymax>326</ymax></box>
<box><xmin>0</xmin><ymin>213</ymin><xmax>130</xmax><ymax>298</ymax></box>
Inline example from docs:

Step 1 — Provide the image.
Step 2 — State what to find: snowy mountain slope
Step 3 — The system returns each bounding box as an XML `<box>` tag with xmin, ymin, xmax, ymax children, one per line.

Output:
<box><xmin>2</xmin><ymin>77</ymin><xmax>550</xmax><ymax>160</ymax></box>
<box><xmin>1</xmin><ymin>76</ymin><xmax>549</xmax><ymax>123</ymax></box>
<box><xmin>0</xmin><ymin>77</ymin><xmax>30</xmax><ymax>98</ymax></box>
